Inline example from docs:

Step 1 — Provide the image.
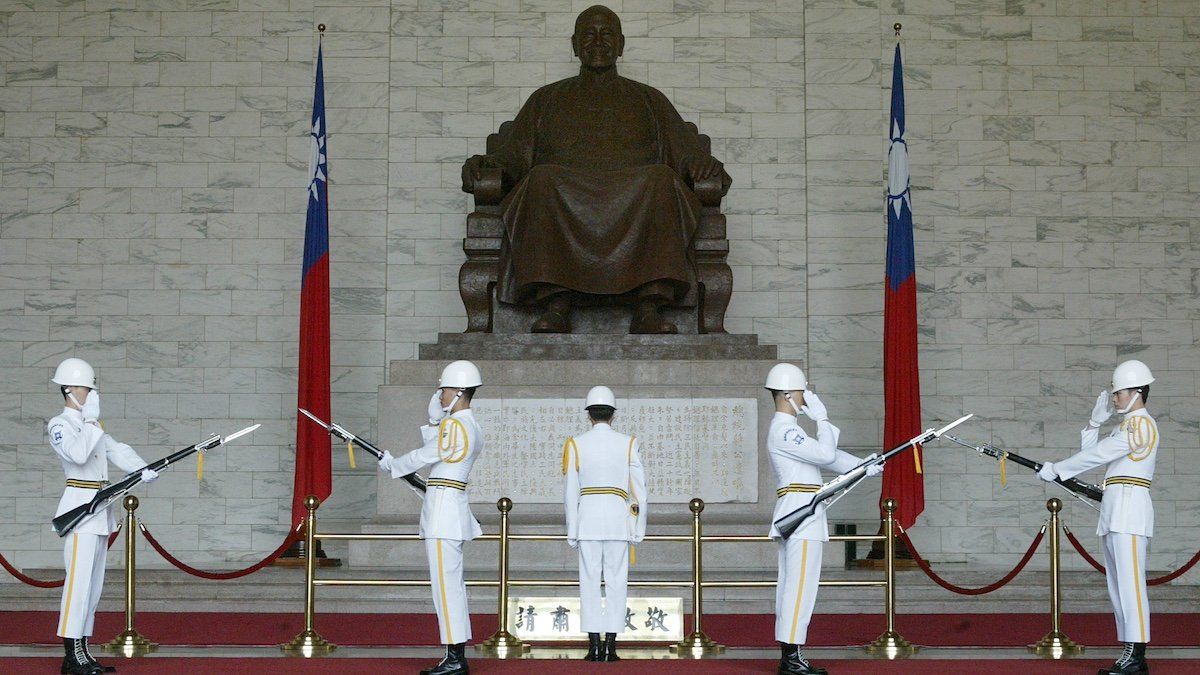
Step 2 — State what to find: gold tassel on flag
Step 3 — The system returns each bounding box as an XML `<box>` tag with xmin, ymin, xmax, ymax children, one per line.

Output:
<box><xmin>347</xmin><ymin>441</ymin><xmax>356</xmax><ymax>469</ymax></box>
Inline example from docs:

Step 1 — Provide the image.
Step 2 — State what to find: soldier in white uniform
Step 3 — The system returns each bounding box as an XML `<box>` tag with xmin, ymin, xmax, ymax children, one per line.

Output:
<box><xmin>379</xmin><ymin>360</ymin><xmax>484</xmax><ymax>675</ymax></box>
<box><xmin>1038</xmin><ymin>359</ymin><xmax>1157</xmax><ymax>675</ymax></box>
<box><xmin>48</xmin><ymin>358</ymin><xmax>158</xmax><ymax>675</ymax></box>
<box><xmin>562</xmin><ymin>386</ymin><xmax>647</xmax><ymax>661</ymax></box>
<box><xmin>764</xmin><ymin>363</ymin><xmax>882</xmax><ymax>675</ymax></box>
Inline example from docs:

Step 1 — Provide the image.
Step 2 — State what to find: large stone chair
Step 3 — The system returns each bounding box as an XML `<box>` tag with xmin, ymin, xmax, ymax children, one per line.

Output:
<box><xmin>458</xmin><ymin>120</ymin><xmax>732</xmax><ymax>335</ymax></box>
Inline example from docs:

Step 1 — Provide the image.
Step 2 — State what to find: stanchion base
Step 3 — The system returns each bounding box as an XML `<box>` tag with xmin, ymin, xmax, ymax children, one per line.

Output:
<box><xmin>1029</xmin><ymin>631</ymin><xmax>1084</xmax><ymax>659</ymax></box>
<box><xmin>280</xmin><ymin>630</ymin><xmax>338</xmax><ymax>657</ymax></box>
<box><xmin>865</xmin><ymin>631</ymin><xmax>918</xmax><ymax>658</ymax></box>
<box><xmin>103</xmin><ymin>630</ymin><xmax>157</xmax><ymax>657</ymax></box>
<box><xmin>475</xmin><ymin>630</ymin><xmax>530</xmax><ymax>658</ymax></box>
<box><xmin>670</xmin><ymin>631</ymin><xmax>726</xmax><ymax>658</ymax></box>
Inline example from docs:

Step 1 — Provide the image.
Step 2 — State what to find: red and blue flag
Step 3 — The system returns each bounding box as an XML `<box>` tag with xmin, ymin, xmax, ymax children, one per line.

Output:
<box><xmin>292</xmin><ymin>43</ymin><xmax>332</xmax><ymax>528</ymax></box>
<box><xmin>882</xmin><ymin>42</ymin><xmax>924</xmax><ymax>530</ymax></box>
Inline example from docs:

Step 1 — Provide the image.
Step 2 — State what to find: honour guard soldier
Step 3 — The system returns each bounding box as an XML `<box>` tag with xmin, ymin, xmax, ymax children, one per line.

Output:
<box><xmin>562</xmin><ymin>386</ymin><xmax>648</xmax><ymax>662</ymax></box>
<box><xmin>1038</xmin><ymin>359</ymin><xmax>1157</xmax><ymax>675</ymax></box>
<box><xmin>764</xmin><ymin>364</ymin><xmax>881</xmax><ymax>675</ymax></box>
<box><xmin>49</xmin><ymin>358</ymin><xmax>158</xmax><ymax>675</ymax></box>
<box><xmin>379</xmin><ymin>360</ymin><xmax>484</xmax><ymax>675</ymax></box>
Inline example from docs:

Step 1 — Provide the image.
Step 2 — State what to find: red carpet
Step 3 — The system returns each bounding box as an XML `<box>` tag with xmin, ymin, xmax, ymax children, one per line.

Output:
<box><xmin>1</xmin><ymin>612</ymin><xmax>1196</xmax><ymax>648</ymax></box>
<box><xmin>3</xmin><ymin>659</ymin><xmax>1200</xmax><ymax>674</ymax></box>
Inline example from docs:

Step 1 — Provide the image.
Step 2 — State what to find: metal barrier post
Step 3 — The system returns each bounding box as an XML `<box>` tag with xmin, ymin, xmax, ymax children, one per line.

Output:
<box><xmin>671</xmin><ymin>498</ymin><xmax>724</xmax><ymax>657</ymax></box>
<box><xmin>478</xmin><ymin>497</ymin><xmax>529</xmax><ymax>657</ymax></box>
<box><xmin>281</xmin><ymin>496</ymin><xmax>336</xmax><ymax>656</ymax></box>
<box><xmin>866</xmin><ymin>499</ymin><xmax>916</xmax><ymax>657</ymax></box>
<box><xmin>104</xmin><ymin>496</ymin><xmax>157</xmax><ymax>657</ymax></box>
<box><xmin>1031</xmin><ymin>498</ymin><xmax>1083</xmax><ymax>658</ymax></box>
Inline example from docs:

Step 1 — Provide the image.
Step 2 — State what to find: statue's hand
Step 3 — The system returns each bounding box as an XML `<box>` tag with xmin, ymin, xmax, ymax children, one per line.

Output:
<box><xmin>686</xmin><ymin>156</ymin><xmax>723</xmax><ymax>182</ymax></box>
<box><xmin>462</xmin><ymin>154</ymin><xmax>496</xmax><ymax>191</ymax></box>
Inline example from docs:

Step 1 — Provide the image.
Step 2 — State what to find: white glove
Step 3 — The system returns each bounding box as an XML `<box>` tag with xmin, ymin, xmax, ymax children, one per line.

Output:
<box><xmin>568</xmin><ymin>538</ymin><xmax>578</xmax><ymax>549</ymax></box>
<box><xmin>140</xmin><ymin>468</ymin><xmax>159</xmax><ymax>483</ymax></box>
<box><xmin>1089</xmin><ymin>390</ymin><xmax>1113</xmax><ymax>428</ymax></box>
<box><xmin>81</xmin><ymin>391</ymin><xmax>100</xmax><ymax>422</ymax></box>
<box><xmin>379</xmin><ymin>450</ymin><xmax>395</xmax><ymax>474</ymax></box>
<box><xmin>863</xmin><ymin>453</ymin><xmax>884</xmax><ymax>477</ymax></box>
<box><xmin>1037</xmin><ymin>462</ymin><xmax>1057</xmax><ymax>482</ymax></box>
<box><xmin>427</xmin><ymin>390</ymin><xmax>445</xmax><ymax>426</ymax></box>
<box><xmin>800</xmin><ymin>391</ymin><xmax>827</xmax><ymax>422</ymax></box>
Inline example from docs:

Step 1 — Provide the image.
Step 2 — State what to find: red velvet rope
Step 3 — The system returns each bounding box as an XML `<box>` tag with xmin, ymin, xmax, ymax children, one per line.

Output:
<box><xmin>898</xmin><ymin>527</ymin><xmax>1045</xmax><ymax>595</ymax></box>
<box><xmin>139</xmin><ymin>522</ymin><xmax>301</xmax><ymax>580</ymax></box>
<box><xmin>0</xmin><ymin>528</ymin><xmax>122</xmax><ymax>588</ymax></box>
<box><xmin>1062</xmin><ymin>526</ymin><xmax>1200</xmax><ymax>586</ymax></box>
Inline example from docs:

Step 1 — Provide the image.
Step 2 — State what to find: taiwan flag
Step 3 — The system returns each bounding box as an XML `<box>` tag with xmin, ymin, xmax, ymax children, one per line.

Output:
<box><xmin>882</xmin><ymin>42</ymin><xmax>924</xmax><ymax>530</ymax></box>
<box><xmin>292</xmin><ymin>42</ymin><xmax>332</xmax><ymax>528</ymax></box>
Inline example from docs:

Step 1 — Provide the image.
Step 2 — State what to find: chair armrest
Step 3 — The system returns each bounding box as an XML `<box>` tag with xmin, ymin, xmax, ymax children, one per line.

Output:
<box><xmin>466</xmin><ymin>167</ymin><xmax>506</xmax><ymax>205</ymax></box>
<box><xmin>693</xmin><ymin>175</ymin><xmax>724</xmax><ymax>207</ymax></box>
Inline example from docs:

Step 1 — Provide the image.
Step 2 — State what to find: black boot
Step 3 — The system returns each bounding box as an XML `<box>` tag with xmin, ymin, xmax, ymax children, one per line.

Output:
<box><xmin>420</xmin><ymin>642</ymin><xmax>468</xmax><ymax>675</ymax></box>
<box><xmin>778</xmin><ymin>642</ymin><xmax>828</xmax><ymax>675</ymax></box>
<box><xmin>584</xmin><ymin>632</ymin><xmax>602</xmax><ymax>661</ymax></box>
<box><xmin>61</xmin><ymin>638</ymin><xmax>102</xmax><ymax>675</ymax></box>
<box><xmin>1098</xmin><ymin>642</ymin><xmax>1149</xmax><ymax>675</ymax></box>
<box><xmin>603</xmin><ymin>632</ymin><xmax>620</xmax><ymax>661</ymax></box>
<box><xmin>81</xmin><ymin>636</ymin><xmax>116</xmax><ymax>673</ymax></box>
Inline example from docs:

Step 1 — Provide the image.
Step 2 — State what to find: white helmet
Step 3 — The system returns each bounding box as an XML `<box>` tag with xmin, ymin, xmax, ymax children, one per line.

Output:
<box><xmin>52</xmin><ymin>358</ymin><xmax>97</xmax><ymax>390</ymax></box>
<box><xmin>439</xmin><ymin>360</ymin><xmax>482</xmax><ymax>389</ymax></box>
<box><xmin>585</xmin><ymin>385</ymin><xmax>616</xmax><ymax>409</ymax></box>
<box><xmin>1112</xmin><ymin>359</ymin><xmax>1154</xmax><ymax>392</ymax></box>
<box><xmin>764</xmin><ymin>363</ymin><xmax>807</xmax><ymax>391</ymax></box>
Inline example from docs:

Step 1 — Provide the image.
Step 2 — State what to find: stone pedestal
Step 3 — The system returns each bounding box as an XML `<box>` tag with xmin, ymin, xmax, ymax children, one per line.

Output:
<box><xmin>356</xmin><ymin>346</ymin><xmax>888</xmax><ymax>578</ymax></box>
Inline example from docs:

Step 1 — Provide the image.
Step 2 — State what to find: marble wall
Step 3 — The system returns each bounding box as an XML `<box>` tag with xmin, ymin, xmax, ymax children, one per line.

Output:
<box><xmin>0</xmin><ymin>0</ymin><xmax>1197</xmax><ymax>574</ymax></box>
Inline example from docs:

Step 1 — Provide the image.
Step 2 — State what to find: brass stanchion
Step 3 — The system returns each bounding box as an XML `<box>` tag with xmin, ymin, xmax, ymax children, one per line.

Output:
<box><xmin>104</xmin><ymin>496</ymin><xmax>157</xmax><ymax>657</ymax></box>
<box><xmin>477</xmin><ymin>497</ymin><xmax>529</xmax><ymax>657</ymax></box>
<box><xmin>1030</xmin><ymin>498</ymin><xmax>1083</xmax><ymax>658</ymax></box>
<box><xmin>281</xmin><ymin>496</ymin><xmax>336</xmax><ymax>656</ymax></box>
<box><xmin>671</xmin><ymin>498</ymin><xmax>724</xmax><ymax>657</ymax></box>
<box><xmin>866</xmin><ymin>499</ymin><xmax>917</xmax><ymax>658</ymax></box>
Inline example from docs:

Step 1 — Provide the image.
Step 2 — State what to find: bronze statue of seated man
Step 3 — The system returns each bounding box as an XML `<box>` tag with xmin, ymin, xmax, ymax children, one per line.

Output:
<box><xmin>461</xmin><ymin>5</ymin><xmax>730</xmax><ymax>334</ymax></box>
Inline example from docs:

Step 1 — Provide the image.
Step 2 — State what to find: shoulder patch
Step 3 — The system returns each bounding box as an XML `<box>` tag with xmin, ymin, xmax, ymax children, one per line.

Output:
<box><xmin>49</xmin><ymin>424</ymin><xmax>64</xmax><ymax>444</ymax></box>
<box><xmin>782</xmin><ymin>427</ymin><xmax>806</xmax><ymax>446</ymax></box>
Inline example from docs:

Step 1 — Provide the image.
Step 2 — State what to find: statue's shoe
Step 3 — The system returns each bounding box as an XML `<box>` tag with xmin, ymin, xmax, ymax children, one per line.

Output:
<box><xmin>630</xmin><ymin>308</ymin><xmax>677</xmax><ymax>334</ymax></box>
<box><xmin>531</xmin><ymin>309</ymin><xmax>570</xmax><ymax>333</ymax></box>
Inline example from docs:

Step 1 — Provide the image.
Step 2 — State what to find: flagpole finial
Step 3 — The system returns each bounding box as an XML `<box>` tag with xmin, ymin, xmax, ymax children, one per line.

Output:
<box><xmin>317</xmin><ymin>23</ymin><xmax>326</xmax><ymax>33</ymax></box>
<box><xmin>894</xmin><ymin>22</ymin><xmax>902</xmax><ymax>36</ymax></box>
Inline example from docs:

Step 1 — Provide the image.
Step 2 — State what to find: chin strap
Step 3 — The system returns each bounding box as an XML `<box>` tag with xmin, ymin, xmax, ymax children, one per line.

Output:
<box><xmin>783</xmin><ymin>392</ymin><xmax>803</xmax><ymax>417</ymax></box>
<box><xmin>1117</xmin><ymin>391</ymin><xmax>1141</xmax><ymax>414</ymax></box>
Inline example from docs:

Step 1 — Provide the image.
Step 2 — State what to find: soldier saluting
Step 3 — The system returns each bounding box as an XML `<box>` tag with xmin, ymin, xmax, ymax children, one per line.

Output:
<box><xmin>1038</xmin><ymin>360</ymin><xmax>1158</xmax><ymax>675</ymax></box>
<box><xmin>378</xmin><ymin>360</ymin><xmax>485</xmax><ymax>675</ymax></box>
<box><xmin>562</xmin><ymin>386</ymin><xmax>647</xmax><ymax>661</ymax></box>
<box><xmin>764</xmin><ymin>363</ymin><xmax>882</xmax><ymax>675</ymax></box>
<box><xmin>48</xmin><ymin>358</ymin><xmax>158</xmax><ymax>675</ymax></box>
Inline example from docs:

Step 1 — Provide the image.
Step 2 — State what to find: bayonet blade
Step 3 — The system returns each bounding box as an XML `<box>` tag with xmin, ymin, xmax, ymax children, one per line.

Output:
<box><xmin>932</xmin><ymin>413</ymin><xmax>973</xmax><ymax>438</ymax></box>
<box><xmin>221</xmin><ymin>424</ymin><xmax>260</xmax><ymax>445</ymax></box>
<box><xmin>298</xmin><ymin>407</ymin><xmax>331</xmax><ymax>431</ymax></box>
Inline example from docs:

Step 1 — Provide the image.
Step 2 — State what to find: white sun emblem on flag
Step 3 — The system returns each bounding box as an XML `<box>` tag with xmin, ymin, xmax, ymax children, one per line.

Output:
<box><xmin>309</xmin><ymin>117</ymin><xmax>327</xmax><ymax>199</ymax></box>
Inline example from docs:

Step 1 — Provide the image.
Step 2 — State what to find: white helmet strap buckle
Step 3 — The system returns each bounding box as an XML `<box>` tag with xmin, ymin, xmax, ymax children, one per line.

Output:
<box><xmin>783</xmin><ymin>392</ymin><xmax>802</xmax><ymax>417</ymax></box>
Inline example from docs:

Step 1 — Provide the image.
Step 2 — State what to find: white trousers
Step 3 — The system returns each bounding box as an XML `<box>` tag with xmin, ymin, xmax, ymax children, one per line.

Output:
<box><xmin>578</xmin><ymin>540</ymin><xmax>630</xmax><ymax>634</ymax></box>
<box><xmin>425</xmin><ymin>538</ymin><xmax>471</xmax><ymax>645</ymax></box>
<box><xmin>1103</xmin><ymin>533</ymin><xmax>1151</xmax><ymax>643</ymax></box>
<box><xmin>58</xmin><ymin>532</ymin><xmax>107</xmax><ymax>639</ymax></box>
<box><xmin>775</xmin><ymin>536</ymin><xmax>823</xmax><ymax>645</ymax></box>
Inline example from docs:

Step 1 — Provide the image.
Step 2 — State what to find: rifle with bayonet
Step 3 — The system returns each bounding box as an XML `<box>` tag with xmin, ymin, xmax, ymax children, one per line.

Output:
<box><xmin>773</xmin><ymin>413</ymin><xmax>974</xmax><ymax>540</ymax></box>
<box><xmin>298</xmin><ymin>408</ymin><xmax>427</xmax><ymax>498</ymax></box>
<box><xmin>940</xmin><ymin>434</ymin><xmax>1103</xmax><ymax>506</ymax></box>
<box><xmin>53</xmin><ymin>424</ymin><xmax>260</xmax><ymax>537</ymax></box>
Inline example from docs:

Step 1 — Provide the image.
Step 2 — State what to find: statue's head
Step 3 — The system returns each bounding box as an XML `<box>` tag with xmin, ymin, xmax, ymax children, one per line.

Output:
<box><xmin>571</xmin><ymin>5</ymin><xmax>624</xmax><ymax>71</ymax></box>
